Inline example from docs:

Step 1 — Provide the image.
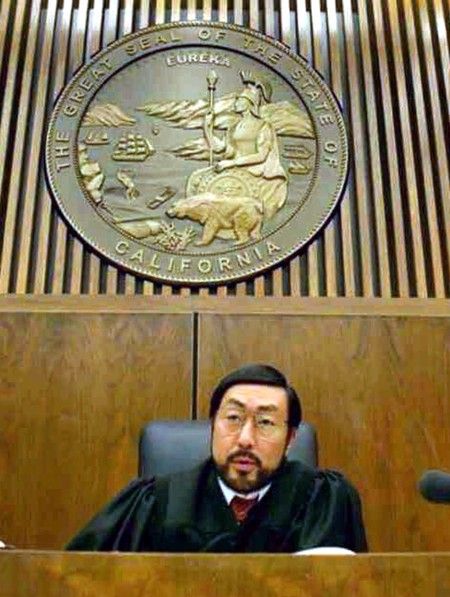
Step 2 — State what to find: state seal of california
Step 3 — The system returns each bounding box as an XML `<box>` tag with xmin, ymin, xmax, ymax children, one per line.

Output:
<box><xmin>46</xmin><ymin>22</ymin><xmax>348</xmax><ymax>285</ymax></box>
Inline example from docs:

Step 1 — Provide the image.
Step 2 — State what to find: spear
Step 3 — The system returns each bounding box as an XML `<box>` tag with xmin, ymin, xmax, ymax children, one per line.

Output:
<box><xmin>207</xmin><ymin>70</ymin><xmax>218</xmax><ymax>167</ymax></box>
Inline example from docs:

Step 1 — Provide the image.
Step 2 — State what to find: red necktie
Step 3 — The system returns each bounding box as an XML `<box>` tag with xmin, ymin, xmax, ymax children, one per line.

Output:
<box><xmin>230</xmin><ymin>496</ymin><xmax>258</xmax><ymax>523</ymax></box>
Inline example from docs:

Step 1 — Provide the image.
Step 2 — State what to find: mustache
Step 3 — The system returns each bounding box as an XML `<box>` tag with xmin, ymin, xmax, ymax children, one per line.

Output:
<box><xmin>227</xmin><ymin>450</ymin><xmax>261</xmax><ymax>467</ymax></box>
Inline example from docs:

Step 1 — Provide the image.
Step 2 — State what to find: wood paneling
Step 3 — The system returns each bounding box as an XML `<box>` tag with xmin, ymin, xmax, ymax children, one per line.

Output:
<box><xmin>0</xmin><ymin>0</ymin><xmax>448</xmax><ymax>298</ymax></box>
<box><xmin>197</xmin><ymin>313</ymin><xmax>450</xmax><ymax>551</ymax></box>
<box><xmin>0</xmin><ymin>296</ymin><xmax>449</xmax><ymax>551</ymax></box>
<box><xmin>2</xmin><ymin>552</ymin><xmax>450</xmax><ymax>596</ymax></box>
<box><xmin>0</xmin><ymin>311</ymin><xmax>192</xmax><ymax>549</ymax></box>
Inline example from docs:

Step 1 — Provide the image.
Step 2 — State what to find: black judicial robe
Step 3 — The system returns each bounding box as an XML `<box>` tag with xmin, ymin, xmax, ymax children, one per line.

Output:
<box><xmin>66</xmin><ymin>459</ymin><xmax>367</xmax><ymax>552</ymax></box>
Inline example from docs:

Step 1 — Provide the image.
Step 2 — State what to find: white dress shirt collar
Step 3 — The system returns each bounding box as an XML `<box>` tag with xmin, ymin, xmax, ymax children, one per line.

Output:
<box><xmin>217</xmin><ymin>476</ymin><xmax>271</xmax><ymax>505</ymax></box>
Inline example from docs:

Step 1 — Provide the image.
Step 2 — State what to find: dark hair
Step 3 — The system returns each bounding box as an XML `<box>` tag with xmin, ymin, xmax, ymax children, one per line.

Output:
<box><xmin>209</xmin><ymin>364</ymin><xmax>302</xmax><ymax>428</ymax></box>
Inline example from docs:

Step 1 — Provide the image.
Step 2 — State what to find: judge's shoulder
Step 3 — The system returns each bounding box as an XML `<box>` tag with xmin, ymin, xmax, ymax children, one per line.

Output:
<box><xmin>282</xmin><ymin>459</ymin><xmax>362</xmax><ymax>501</ymax></box>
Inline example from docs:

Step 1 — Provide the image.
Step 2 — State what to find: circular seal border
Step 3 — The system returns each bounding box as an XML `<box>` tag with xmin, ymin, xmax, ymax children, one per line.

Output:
<box><xmin>46</xmin><ymin>21</ymin><xmax>349</xmax><ymax>285</ymax></box>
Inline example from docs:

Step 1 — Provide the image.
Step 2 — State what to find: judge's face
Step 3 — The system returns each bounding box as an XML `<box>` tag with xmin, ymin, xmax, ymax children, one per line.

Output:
<box><xmin>211</xmin><ymin>384</ymin><xmax>296</xmax><ymax>493</ymax></box>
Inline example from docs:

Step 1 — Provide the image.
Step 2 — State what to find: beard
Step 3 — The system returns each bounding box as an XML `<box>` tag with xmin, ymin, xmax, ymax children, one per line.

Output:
<box><xmin>213</xmin><ymin>449</ymin><xmax>283</xmax><ymax>493</ymax></box>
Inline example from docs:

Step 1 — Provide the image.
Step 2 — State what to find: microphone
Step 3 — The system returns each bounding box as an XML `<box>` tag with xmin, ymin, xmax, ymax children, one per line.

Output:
<box><xmin>418</xmin><ymin>470</ymin><xmax>450</xmax><ymax>504</ymax></box>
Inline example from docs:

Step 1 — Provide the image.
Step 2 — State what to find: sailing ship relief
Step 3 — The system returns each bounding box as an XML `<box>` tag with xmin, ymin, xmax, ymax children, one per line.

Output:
<box><xmin>112</xmin><ymin>133</ymin><xmax>155</xmax><ymax>162</ymax></box>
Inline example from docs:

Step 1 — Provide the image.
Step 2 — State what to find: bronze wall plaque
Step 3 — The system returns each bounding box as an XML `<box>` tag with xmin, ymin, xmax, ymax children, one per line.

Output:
<box><xmin>46</xmin><ymin>22</ymin><xmax>348</xmax><ymax>285</ymax></box>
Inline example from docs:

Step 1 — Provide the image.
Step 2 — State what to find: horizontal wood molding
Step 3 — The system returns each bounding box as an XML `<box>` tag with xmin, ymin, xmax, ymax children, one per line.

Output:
<box><xmin>0</xmin><ymin>295</ymin><xmax>449</xmax><ymax>316</ymax></box>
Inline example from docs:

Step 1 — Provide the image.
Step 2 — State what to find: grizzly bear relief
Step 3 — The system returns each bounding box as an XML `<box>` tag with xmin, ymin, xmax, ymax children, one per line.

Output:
<box><xmin>167</xmin><ymin>192</ymin><xmax>263</xmax><ymax>246</ymax></box>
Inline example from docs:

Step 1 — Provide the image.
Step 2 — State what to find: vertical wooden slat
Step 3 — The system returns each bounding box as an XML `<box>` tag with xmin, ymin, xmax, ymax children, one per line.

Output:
<box><xmin>295</xmin><ymin>0</ymin><xmax>309</xmax><ymax>58</ymax></box>
<box><xmin>202</xmin><ymin>0</ymin><xmax>212</xmax><ymax>21</ymax></box>
<box><xmin>216</xmin><ymin>286</ymin><xmax>228</xmax><ymax>297</ymax></box>
<box><xmin>288</xmin><ymin>258</ymin><xmax>301</xmax><ymax>297</ymax></box>
<box><xmin>124</xmin><ymin>275</ymin><xmax>137</xmax><ymax>294</ymax></box>
<box><xmin>253</xmin><ymin>276</ymin><xmax>265</xmax><ymax>297</ymax></box>
<box><xmin>342</xmin><ymin>0</ymin><xmax>374</xmax><ymax>296</ymax></box>
<box><xmin>66</xmin><ymin>0</ymin><xmax>90</xmax><ymax>294</ymax></box>
<box><xmin>431</xmin><ymin>0</ymin><xmax>450</xmax><ymax>112</ymax></box>
<box><xmin>123</xmin><ymin>0</ymin><xmax>134</xmax><ymax>35</ymax></box>
<box><xmin>402</xmin><ymin>0</ymin><xmax>445</xmax><ymax>297</ymax></box>
<box><xmin>0</xmin><ymin>0</ymin><xmax>13</xmax><ymax>73</ymax></box>
<box><xmin>31</xmin><ymin>186</ymin><xmax>52</xmax><ymax>294</ymax></box>
<box><xmin>235</xmin><ymin>281</ymin><xmax>247</xmax><ymax>296</ymax></box>
<box><xmin>261</xmin><ymin>0</ymin><xmax>281</xmax><ymax>297</ymax></box>
<box><xmin>0</xmin><ymin>0</ymin><xmax>42</xmax><ymax>293</ymax></box>
<box><xmin>155</xmin><ymin>0</ymin><xmax>166</xmax><ymax>24</ymax></box>
<box><xmin>249</xmin><ymin>0</ymin><xmax>272</xmax><ymax>296</ymax></box>
<box><xmin>171</xmin><ymin>0</ymin><xmax>181</xmax><ymax>22</ymax></box>
<box><xmin>138</xmin><ymin>0</ymin><xmax>151</xmax><ymax>28</ymax></box>
<box><xmin>123</xmin><ymin>0</ymin><xmax>138</xmax><ymax>295</ymax></box>
<box><xmin>249</xmin><ymin>0</ymin><xmax>259</xmax><ymax>30</ymax></box>
<box><xmin>312</xmin><ymin>0</ymin><xmax>338</xmax><ymax>297</ymax></box>
<box><xmin>0</xmin><ymin>0</ymin><xmax>28</xmax><ymax>234</ymax></box>
<box><xmin>326</xmin><ymin>0</ymin><xmax>356</xmax><ymax>296</ymax></box>
<box><xmin>138</xmin><ymin>0</ymin><xmax>155</xmax><ymax>295</ymax></box>
<box><xmin>84</xmin><ymin>0</ymin><xmax>105</xmax><ymax>295</ymax></box>
<box><xmin>211</xmin><ymin>0</ymin><xmax>228</xmax><ymax>298</ymax></box>
<box><xmin>143</xmin><ymin>281</ymin><xmax>154</xmax><ymax>295</ymax></box>
<box><xmin>306</xmin><ymin>0</ymin><xmax>324</xmax><ymax>298</ymax></box>
<box><xmin>234</xmin><ymin>0</ymin><xmax>243</xmax><ymax>25</ymax></box>
<box><xmin>293</xmin><ymin>0</ymin><xmax>310</xmax><ymax>297</ymax></box>
<box><xmin>382</xmin><ymin>0</ymin><xmax>427</xmax><ymax>297</ymax></box>
<box><xmin>47</xmin><ymin>1</ymin><xmax>76</xmax><ymax>296</ymax></box>
<box><xmin>357</xmin><ymin>1</ymin><xmax>393</xmax><ymax>297</ymax></box>
<box><xmin>187</xmin><ymin>0</ymin><xmax>197</xmax><ymax>21</ymax></box>
<box><xmin>288</xmin><ymin>260</ymin><xmax>301</xmax><ymax>297</ymax></box>
<box><xmin>101</xmin><ymin>0</ymin><xmax>120</xmax><ymax>294</ymax></box>
<box><xmin>264</xmin><ymin>0</ymin><xmax>275</xmax><ymax>37</ymax></box>
<box><xmin>297</xmin><ymin>0</ymin><xmax>312</xmax><ymax>66</ymax></box>
<box><xmin>274</xmin><ymin>0</ymin><xmax>292</xmax><ymax>296</ymax></box>
<box><xmin>280</xmin><ymin>0</ymin><xmax>291</xmax><ymax>48</ymax></box>
<box><xmin>249</xmin><ymin>0</ymin><xmax>263</xmax><ymax>294</ymax></box>
<box><xmin>280</xmin><ymin>0</ymin><xmax>300</xmax><ymax>296</ymax></box>
<box><xmin>89</xmin><ymin>0</ymin><xmax>105</xmax><ymax>90</ymax></box>
<box><xmin>219</xmin><ymin>0</ymin><xmax>228</xmax><ymax>22</ymax></box>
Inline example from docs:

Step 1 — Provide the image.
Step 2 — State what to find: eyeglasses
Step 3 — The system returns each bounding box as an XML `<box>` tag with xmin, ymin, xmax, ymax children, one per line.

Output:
<box><xmin>216</xmin><ymin>410</ymin><xmax>288</xmax><ymax>439</ymax></box>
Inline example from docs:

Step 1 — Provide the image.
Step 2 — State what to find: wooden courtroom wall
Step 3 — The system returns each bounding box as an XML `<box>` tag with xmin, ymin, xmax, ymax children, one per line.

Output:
<box><xmin>0</xmin><ymin>298</ymin><xmax>449</xmax><ymax>552</ymax></box>
<box><xmin>0</xmin><ymin>0</ymin><xmax>449</xmax><ymax>298</ymax></box>
<box><xmin>0</xmin><ymin>308</ymin><xmax>193</xmax><ymax>549</ymax></box>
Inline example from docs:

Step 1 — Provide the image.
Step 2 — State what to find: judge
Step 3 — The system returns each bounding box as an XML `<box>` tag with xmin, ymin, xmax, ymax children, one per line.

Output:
<box><xmin>66</xmin><ymin>364</ymin><xmax>367</xmax><ymax>552</ymax></box>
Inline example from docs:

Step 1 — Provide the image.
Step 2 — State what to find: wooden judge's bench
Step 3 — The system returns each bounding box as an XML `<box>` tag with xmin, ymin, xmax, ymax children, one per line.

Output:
<box><xmin>1</xmin><ymin>552</ymin><xmax>450</xmax><ymax>596</ymax></box>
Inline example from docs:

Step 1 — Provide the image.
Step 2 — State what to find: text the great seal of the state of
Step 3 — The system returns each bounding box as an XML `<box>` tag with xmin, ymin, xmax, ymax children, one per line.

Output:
<box><xmin>46</xmin><ymin>22</ymin><xmax>348</xmax><ymax>285</ymax></box>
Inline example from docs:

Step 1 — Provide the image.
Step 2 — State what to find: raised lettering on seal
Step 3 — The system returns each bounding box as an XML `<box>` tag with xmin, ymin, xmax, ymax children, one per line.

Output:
<box><xmin>115</xmin><ymin>241</ymin><xmax>129</xmax><ymax>255</ymax></box>
<box><xmin>324</xmin><ymin>140</ymin><xmax>339</xmax><ymax>168</ymax></box>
